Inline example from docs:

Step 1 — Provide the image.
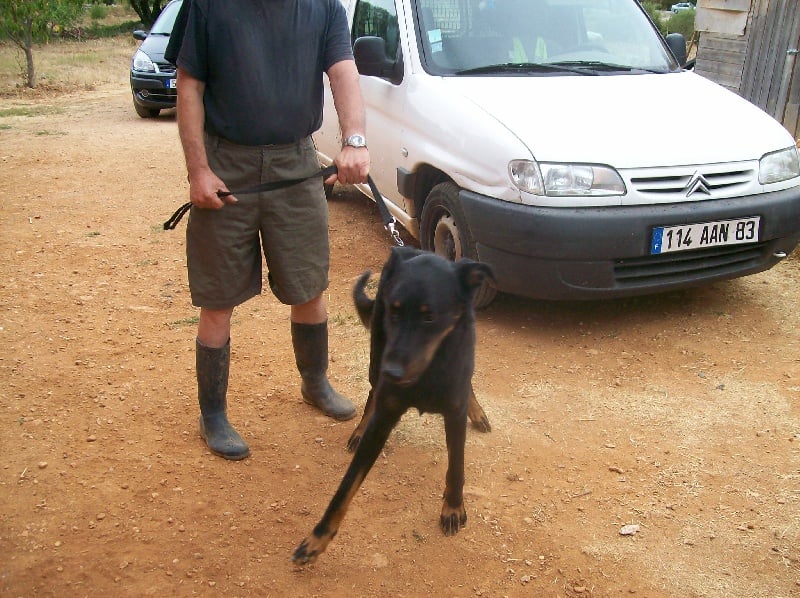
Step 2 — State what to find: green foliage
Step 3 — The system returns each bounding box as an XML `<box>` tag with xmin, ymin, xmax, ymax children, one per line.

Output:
<box><xmin>0</xmin><ymin>0</ymin><xmax>86</xmax><ymax>88</ymax></box>
<box><xmin>667</xmin><ymin>9</ymin><xmax>695</xmax><ymax>39</ymax></box>
<box><xmin>89</xmin><ymin>4</ymin><xmax>107</xmax><ymax>20</ymax></box>
<box><xmin>0</xmin><ymin>0</ymin><xmax>85</xmax><ymax>43</ymax></box>
<box><xmin>85</xmin><ymin>20</ymin><xmax>143</xmax><ymax>38</ymax></box>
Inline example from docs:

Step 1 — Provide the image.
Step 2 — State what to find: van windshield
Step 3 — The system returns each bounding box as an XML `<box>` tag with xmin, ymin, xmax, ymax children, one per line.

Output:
<box><xmin>414</xmin><ymin>0</ymin><xmax>679</xmax><ymax>75</ymax></box>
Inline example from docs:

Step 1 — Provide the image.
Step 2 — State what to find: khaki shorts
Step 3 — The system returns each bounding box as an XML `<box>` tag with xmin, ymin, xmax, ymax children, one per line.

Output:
<box><xmin>186</xmin><ymin>135</ymin><xmax>329</xmax><ymax>309</ymax></box>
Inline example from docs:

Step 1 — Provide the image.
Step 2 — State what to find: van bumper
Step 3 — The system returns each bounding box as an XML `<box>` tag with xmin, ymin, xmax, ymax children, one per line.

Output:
<box><xmin>459</xmin><ymin>187</ymin><xmax>800</xmax><ymax>300</ymax></box>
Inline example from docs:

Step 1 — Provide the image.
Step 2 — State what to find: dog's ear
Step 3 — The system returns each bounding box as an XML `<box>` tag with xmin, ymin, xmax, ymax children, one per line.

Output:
<box><xmin>456</xmin><ymin>260</ymin><xmax>495</xmax><ymax>295</ymax></box>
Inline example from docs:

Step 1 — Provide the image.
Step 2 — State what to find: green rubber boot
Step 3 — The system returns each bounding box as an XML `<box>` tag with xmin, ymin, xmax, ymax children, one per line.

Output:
<box><xmin>291</xmin><ymin>321</ymin><xmax>356</xmax><ymax>421</ymax></box>
<box><xmin>196</xmin><ymin>339</ymin><xmax>250</xmax><ymax>460</ymax></box>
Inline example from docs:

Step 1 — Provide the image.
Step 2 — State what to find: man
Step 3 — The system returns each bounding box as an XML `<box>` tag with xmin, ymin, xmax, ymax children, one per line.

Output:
<box><xmin>174</xmin><ymin>0</ymin><xmax>370</xmax><ymax>460</ymax></box>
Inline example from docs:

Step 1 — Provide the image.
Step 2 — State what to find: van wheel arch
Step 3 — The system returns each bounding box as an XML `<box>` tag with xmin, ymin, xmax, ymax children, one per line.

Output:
<box><xmin>419</xmin><ymin>182</ymin><xmax>497</xmax><ymax>309</ymax></box>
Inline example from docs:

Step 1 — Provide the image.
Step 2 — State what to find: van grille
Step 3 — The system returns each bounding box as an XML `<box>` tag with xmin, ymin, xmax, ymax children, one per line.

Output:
<box><xmin>621</xmin><ymin>162</ymin><xmax>759</xmax><ymax>204</ymax></box>
<box><xmin>614</xmin><ymin>242</ymin><xmax>767</xmax><ymax>285</ymax></box>
<box><xmin>156</xmin><ymin>62</ymin><xmax>177</xmax><ymax>75</ymax></box>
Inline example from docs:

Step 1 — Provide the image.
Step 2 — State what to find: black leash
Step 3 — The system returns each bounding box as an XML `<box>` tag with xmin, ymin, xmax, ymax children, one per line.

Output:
<box><xmin>163</xmin><ymin>165</ymin><xmax>403</xmax><ymax>246</ymax></box>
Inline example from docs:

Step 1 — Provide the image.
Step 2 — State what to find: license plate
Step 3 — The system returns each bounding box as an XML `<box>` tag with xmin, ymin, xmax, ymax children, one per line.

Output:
<box><xmin>651</xmin><ymin>216</ymin><xmax>760</xmax><ymax>255</ymax></box>
<box><xmin>167</xmin><ymin>78</ymin><xmax>177</xmax><ymax>89</ymax></box>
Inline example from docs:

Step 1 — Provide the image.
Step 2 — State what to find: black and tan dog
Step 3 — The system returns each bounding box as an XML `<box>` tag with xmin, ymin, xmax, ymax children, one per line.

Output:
<box><xmin>292</xmin><ymin>246</ymin><xmax>494</xmax><ymax>565</ymax></box>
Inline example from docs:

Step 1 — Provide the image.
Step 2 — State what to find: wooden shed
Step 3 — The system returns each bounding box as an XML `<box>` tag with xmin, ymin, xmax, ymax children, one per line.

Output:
<box><xmin>693</xmin><ymin>0</ymin><xmax>800</xmax><ymax>139</ymax></box>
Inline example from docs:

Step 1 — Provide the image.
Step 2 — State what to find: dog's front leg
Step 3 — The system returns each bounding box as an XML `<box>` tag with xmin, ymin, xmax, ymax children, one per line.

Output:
<box><xmin>293</xmin><ymin>402</ymin><xmax>403</xmax><ymax>565</ymax></box>
<box><xmin>440</xmin><ymin>409</ymin><xmax>468</xmax><ymax>536</ymax></box>
<box><xmin>347</xmin><ymin>387</ymin><xmax>376</xmax><ymax>452</ymax></box>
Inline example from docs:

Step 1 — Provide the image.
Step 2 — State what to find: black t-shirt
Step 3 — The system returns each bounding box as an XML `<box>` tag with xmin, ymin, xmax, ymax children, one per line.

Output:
<box><xmin>177</xmin><ymin>0</ymin><xmax>353</xmax><ymax>146</ymax></box>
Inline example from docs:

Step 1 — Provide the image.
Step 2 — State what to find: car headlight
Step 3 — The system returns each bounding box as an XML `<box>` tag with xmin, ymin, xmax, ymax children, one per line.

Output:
<box><xmin>132</xmin><ymin>49</ymin><xmax>156</xmax><ymax>73</ymax></box>
<box><xmin>759</xmin><ymin>146</ymin><xmax>800</xmax><ymax>184</ymax></box>
<box><xmin>509</xmin><ymin>160</ymin><xmax>626</xmax><ymax>196</ymax></box>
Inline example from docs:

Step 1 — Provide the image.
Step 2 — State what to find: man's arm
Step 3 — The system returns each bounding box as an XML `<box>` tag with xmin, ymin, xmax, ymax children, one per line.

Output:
<box><xmin>327</xmin><ymin>59</ymin><xmax>370</xmax><ymax>186</ymax></box>
<box><xmin>176</xmin><ymin>67</ymin><xmax>234</xmax><ymax>209</ymax></box>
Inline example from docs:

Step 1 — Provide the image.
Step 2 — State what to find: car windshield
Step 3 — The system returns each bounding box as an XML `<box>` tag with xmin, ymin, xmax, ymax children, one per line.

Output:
<box><xmin>149</xmin><ymin>0</ymin><xmax>183</xmax><ymax>36</ymax></box>
<box><xmin>414</xmin><ymin>0</ymin><xmax>679</xmax><ymax>75</ymax></box>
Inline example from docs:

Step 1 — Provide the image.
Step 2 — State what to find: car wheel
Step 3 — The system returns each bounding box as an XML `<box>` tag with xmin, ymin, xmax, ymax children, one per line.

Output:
<box><xmin>420</xmin><ymin>182</ymin><xmax>497</xmax><ymax>309</ymax></box>
<box><xmin>133</xmin><ymin>99</ymin><xmax>160</xmax><ymax>118</ymax></box>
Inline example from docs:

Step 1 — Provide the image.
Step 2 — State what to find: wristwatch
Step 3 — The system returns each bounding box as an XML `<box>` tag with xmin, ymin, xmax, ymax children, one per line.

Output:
<box><xmin>344</xmin><ymin>133</ymin><xmax>367</xmax><ymax>148</ymax></box>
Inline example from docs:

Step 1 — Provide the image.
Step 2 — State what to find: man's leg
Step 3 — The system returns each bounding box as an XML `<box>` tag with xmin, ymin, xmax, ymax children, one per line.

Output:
<box><xmin>195</xmin><ymin>307</ymin><xmax>250</xmax><ymax>460</ymax></box>
<box><xmin>291</xmin><ymin>295</ymin><xmax>356</xmax><ymax>421</ymax></box>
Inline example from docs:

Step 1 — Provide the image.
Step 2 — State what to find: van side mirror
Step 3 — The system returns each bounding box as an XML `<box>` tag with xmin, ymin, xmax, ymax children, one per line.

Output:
<box><xmin>665</xmin><ymin>32</ymin><xmax>687</xmax><ymax>66</ymax></box>
<box><xmin>132</xmin><ymin>29</ymin><xmax>147</xmax><ymax>41</ymax></box>
<box><xmin>354</xmin><ymin>36</ymin><xmax>403</xmax><ymax>84</ymax></box>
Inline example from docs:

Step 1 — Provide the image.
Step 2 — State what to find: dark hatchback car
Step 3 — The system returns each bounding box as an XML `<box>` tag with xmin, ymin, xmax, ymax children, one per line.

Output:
<box><xmin>130</xmin><ymin>0</ymin><xmax>183</xmax><ymax>118</ymax></box>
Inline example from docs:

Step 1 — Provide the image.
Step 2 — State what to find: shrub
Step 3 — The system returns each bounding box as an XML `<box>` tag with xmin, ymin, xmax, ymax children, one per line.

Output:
<box><xmin>667</xmin><ymin>9</ymin><xmax>695</xmax><ymax>40</ymax></box>
<box><xmin>89</xmin><ymin>4</ymin><xmax>107</xmax><ymax>20</ymax></box>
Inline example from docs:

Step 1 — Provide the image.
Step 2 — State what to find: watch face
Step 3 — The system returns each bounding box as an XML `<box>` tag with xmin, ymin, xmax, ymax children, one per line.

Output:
<box><xmin>346</xmin><ymin>134</ymin><xmax>366</xmax><ymax>147</ymax></box>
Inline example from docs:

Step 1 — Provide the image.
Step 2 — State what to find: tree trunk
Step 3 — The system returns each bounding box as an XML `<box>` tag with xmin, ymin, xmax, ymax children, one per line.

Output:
<box><xmin>24</xmin><ymin>17</ymin><xmax>35</xmax><ymax>88</ymax></box>
<box><xmin>24</xmin><ymin>44</ymin><xmax>35</xmax><ymax>89</ymax></box>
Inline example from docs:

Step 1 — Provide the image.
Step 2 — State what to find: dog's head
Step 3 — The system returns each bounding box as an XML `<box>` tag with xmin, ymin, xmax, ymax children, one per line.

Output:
<box><xmin>373</xmin><ymin>247</ymin><xmax>494</xmax><ymax>386</ymax></box>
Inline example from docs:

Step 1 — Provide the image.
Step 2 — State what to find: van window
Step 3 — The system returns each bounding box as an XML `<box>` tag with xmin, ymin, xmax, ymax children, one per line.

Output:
<box><xmin>353</xmin><ymin>0</ymin><xmax>401</xmax><ymax>61</ymax></box>
<box><xmin>414</xmin><ymin>0</ymin><xmax>677</xmax><ymax>75</ymax></box>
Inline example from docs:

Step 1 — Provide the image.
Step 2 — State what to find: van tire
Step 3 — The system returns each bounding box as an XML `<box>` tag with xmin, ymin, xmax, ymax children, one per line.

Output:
<box><xmin>420</xmin><ymin>182</ymin><xmax>497</xmax><ymax>309</ymax></box>
<box><xmin>133</xmin><ymin>100</ymin><xmax>159</xmax><ymax>118</ymax></box>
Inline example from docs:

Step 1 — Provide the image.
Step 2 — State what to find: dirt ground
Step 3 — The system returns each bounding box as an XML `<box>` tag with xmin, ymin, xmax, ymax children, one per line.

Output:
<box><xmin>1</xmin><ymin>37</ymin><xmax>799</xmax><ymax>598</ymax></box>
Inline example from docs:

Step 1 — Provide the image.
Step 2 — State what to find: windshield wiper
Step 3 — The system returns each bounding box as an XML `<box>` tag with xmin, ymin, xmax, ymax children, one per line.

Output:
<box><xmin>455</xmin><ymin>62</ymin><xmax>594</xmax><ymax>76</ymax></box>
<box><xmin>548</xmin><ymin>61</ymin><xmax>666</xmax><ymax>74</ymax></box>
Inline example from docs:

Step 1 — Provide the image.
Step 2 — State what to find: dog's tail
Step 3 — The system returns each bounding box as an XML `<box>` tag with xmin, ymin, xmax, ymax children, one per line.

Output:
<box><xmin>353</xmin><ymin>270</ymin><xmax>374</xmax><ymax>329</ymax></box>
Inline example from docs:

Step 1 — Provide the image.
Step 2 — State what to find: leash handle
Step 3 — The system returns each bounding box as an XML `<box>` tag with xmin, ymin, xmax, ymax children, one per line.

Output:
<box><xmin>163</xmin><ymin>165</ymin><xmax>403</xmax><ymax>246</ymax></box>
<box><xmin>215</xmin><ymin>164</ymin><xmax>338</xmax><ymax>198</ymax></box>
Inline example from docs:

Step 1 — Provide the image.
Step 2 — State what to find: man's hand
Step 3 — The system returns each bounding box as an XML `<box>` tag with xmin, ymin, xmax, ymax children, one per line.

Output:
<box><xmin>189</xmin><ymin>167</ymin><xmax>237</xmax><ymax>210</ymax></box>
<box><xmin>329</xmin><ymin>145</ymin><xmax>370</xmax><ymax>186</ymax></box>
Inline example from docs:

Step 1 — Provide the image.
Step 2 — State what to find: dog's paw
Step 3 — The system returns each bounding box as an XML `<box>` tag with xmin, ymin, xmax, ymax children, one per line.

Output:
<box><xmin>292</xmin><ymin>536</ymin><xmax>324</xmax><ymax>565</ymax></box>
<box><xmin>467</xmin><ymin>393</ymin><xmax>492</xmax><ymax>433</ymax></box>
<box><xmin>469</xmin><ymin>413</ymin><xmax>492</xmax><ymax>433</ymax></box>
<box><xmin>440</xmin><ymin>503</ymin><xmax>467</xmax><ymax>536</ymax></box>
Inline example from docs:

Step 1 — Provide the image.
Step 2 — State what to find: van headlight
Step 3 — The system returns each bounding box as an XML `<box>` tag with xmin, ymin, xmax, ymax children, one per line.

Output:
<box><xmin>132</xmin><ymin>49</ymin><xmax>157</xmax><ymax>73</ymax></box>
<box><xmin>509</xmin><ymin>160</ymin><xmax>625</xmax><ymax>196</ymax></box>
<box><xmin>759</xmin><ymin>146</ymin><xmax>800</xmax><ymax>184</ymax></box>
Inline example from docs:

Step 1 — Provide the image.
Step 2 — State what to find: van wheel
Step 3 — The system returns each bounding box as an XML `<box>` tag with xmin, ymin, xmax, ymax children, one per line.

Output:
<box><xmin>420</xmin><ymin>182</ymin><xmax>497</xmax><ymax>309</ymax></box>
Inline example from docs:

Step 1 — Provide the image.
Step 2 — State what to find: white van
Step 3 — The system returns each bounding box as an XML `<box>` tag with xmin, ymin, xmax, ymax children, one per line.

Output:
<box><xmin>315</xmin><ymin>0</ymin><xmax>800</xmax><ymax>306</ymax></box>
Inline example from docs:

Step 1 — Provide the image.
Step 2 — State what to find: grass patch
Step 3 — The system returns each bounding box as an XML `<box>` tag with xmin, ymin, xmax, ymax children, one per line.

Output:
<box><xmin>169</xmin><ymin>316</ymin><xmax>200</xmax><ymax>329</ymax></box>
<box><xmin>0</xmin><ymin>106</ymin><xmax>59</xmax><ymax>118</ymax></box>
<box><xmin>330</xmin><ymin>312</ymin><xmax>358</xmax><ymax>327</ymax></box>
